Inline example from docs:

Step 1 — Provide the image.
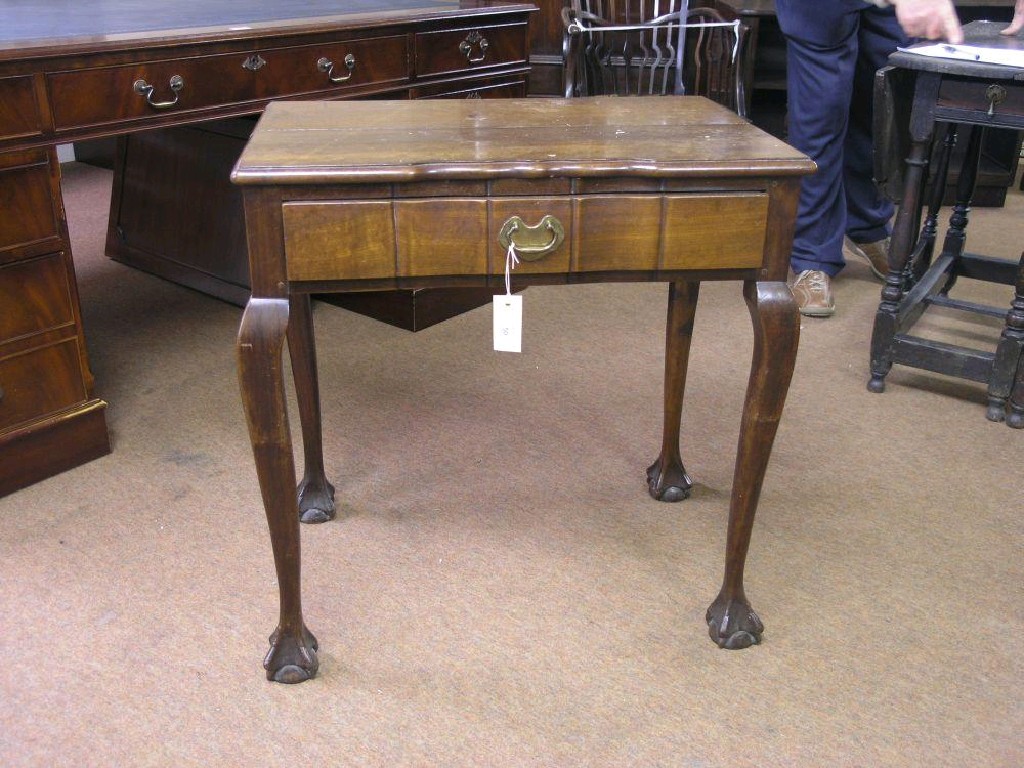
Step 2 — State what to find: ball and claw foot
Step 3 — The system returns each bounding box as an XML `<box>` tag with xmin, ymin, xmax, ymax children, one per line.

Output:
<box><xmin>265</xmin><ymin>625</ymin><xmax>319</xmax><ymax>683</ymax></box>
<box><xmin>985</xmin><ymin>398</ymin><xmax>1007</xmax><ymax>423</ymax></box>
<box><xmin>706</xmin><ymin>594</ymin><xmax>764</xmax><ymax>650</ymax></box>
<box><xmin>866</xmin><ymin>375</ymin><xmax>886</xmax><ymax>394</ymax></box>
<box><xmin>646</xmin><ymin>459</ymin><xmax>692</xmax><ymax>502</ymax></box>
<box><xmin>297</xmin><ymin>474</ymin><xmax>336</xmax><ymax>524</ymax></box>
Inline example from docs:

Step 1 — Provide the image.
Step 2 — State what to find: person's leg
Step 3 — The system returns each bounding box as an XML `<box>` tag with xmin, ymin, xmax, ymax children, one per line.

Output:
<box><xmin>844</xmin><ymin>5</ymin><xmax>910</xmax><ymax>246</ymax></box>
<box><xmin>775</xmin><ymin>2</ymin><xmax>860</xmax><ymax>278</ymax></box>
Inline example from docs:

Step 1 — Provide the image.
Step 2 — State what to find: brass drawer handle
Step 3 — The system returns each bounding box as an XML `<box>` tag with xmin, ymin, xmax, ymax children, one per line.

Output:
<box><xmin>459</xmin><ymin>31</ymin><xmax>489</xmax><ymax>63</ymax></box>
<box><xmin>133</xmin><ymin>75</ymin><xmax>184</xmax><ymax>109</ymax></box>
<box><xmin>317</xmin><ymin>54</ymin><xmax>356</xmax><ymax>83</ymax></box>
<box><xmin>498</xmin><ymin>215</ymin><xmax>565</xmax><ymax>261</ymax></box>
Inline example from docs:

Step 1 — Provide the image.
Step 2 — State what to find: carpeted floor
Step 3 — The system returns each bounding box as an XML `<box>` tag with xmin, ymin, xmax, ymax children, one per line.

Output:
<box><xmin>1</xmin><ymin>159</ymin><xmax>1022</xmax><ymax>767</ymax></box>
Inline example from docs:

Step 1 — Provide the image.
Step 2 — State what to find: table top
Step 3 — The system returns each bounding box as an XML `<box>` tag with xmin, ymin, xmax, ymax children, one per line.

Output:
<box><xmin>0</xmin><ymin>0</ymin><xmax>531</xmax><ymax>57</ymax></box>
<box><xmin>890</xmin><ymin>19</ymin><xmax>1024</xmax><ymax>77</ymax></box>
<box><xmin>232</xmin><ymin>97</ymin><xmax>814</xmax><ymax>186</ymax></box>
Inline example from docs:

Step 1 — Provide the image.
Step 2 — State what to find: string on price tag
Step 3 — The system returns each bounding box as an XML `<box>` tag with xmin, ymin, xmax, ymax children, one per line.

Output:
<box><xmin>493</xmin><ymin>241</ymin><xmax>523</xmax><ymax>353</ymax></box>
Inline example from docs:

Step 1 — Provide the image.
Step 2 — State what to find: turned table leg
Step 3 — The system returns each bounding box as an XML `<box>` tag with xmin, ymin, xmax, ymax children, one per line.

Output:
<box><xmin>288</xmin><ymin>294</ymin><xmax>337</xmax><ymax>523</ymax></box>
<box><xmin>647</xmin><ymin>280</ymin><xmax>699</xmax><ymax>502</ymax></box>
<box><xmin>706</xmin><ymin>281</ymin><xmax>799</xmax><ymax>649</ymax></box>
<box><xmin>237</xmin><ymin>298</ymin><xmax>319</xmax><ymax>683</ymax></box>
<box><xmin>869</xmin><ymin>71</ymin><xmax>941</xmax><ymax>394</ymax></box>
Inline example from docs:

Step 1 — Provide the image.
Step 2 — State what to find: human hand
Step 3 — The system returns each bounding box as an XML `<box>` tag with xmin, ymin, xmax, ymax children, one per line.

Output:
<box><xmin>889</xmin><ymin>0</ymin><xmax>964</xmax><ymax>43</ymax></box>
<box><xmin>1000</xmin><ymin>0</ymin><xmax>1024</xmax><ymax>35</ymax></box>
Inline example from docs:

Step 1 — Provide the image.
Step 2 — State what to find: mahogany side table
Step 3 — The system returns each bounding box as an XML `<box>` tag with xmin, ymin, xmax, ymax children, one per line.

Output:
<box><xmin>232</xmin><ymin>97</ymin><xmax>814</xmax><ymax>683</ymax></box>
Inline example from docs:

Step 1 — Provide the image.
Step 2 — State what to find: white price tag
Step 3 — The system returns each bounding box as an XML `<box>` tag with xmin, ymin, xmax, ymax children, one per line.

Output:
<box><xmin>493</xmin><ymin>293</ymin><xmax>523</xmax><ymax>353</ymax></box>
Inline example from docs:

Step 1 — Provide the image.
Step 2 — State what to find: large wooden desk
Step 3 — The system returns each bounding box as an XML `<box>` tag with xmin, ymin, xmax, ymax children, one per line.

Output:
<box><xmin>232</xmin><ymin>97</ymin><xmax>814</xmax><ymax>682</ymax></box>
<box><xmin>0</xmin><ymin>1</ymin><xmax>534</xmax><ymax>496</ymax></box>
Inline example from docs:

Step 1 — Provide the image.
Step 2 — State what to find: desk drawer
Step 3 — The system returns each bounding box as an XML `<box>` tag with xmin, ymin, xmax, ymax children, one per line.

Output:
<box><xmin>415</xmin><ymin>23</ymin><xmax>527</xmax><ymax>77</ymax></box>
<box><xmin>257</xmin><ymin>36</ymin><xmax>410</xmax><ymax>99</ymax></box>
<box><xmin>0</xmin><ymin>76</ymin><xmax>44</xmax><ymax>143</ymax></box>
<box><xmin>0</xmin><ymin>254</ymin><xmax>75</xmax><ymax>343</ymax></box>
<box><xmin>937</xmin><ymin>77</ymin><xmax>1024</xmax><ymax>118</ymax></box>
<box><xmin>0</xmin><ymin>339</ymin><xmax>86</xmax><ymax>431</ymax></box>
<box><xmin>47</xmin><ymin>53</ymin><xmax>254</xmax><ymax>130</ymax></box>
<box><xmin>0</xmin><ymin>158</ymin><xmax>59</xmax><ymax>256</ymax></box>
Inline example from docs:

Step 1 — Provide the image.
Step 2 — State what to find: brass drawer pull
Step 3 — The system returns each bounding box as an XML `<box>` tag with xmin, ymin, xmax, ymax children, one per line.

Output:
<box><xmin>317</xmin><ymin>54</ymin><xmax>356</xmax><ymax>83</ymax></box>
<box><xmin>459</xmin><ymin>31</ymin><xmax>489</xmax><ymax>63</ymax></box>
<box><xmin>133</xmin><ymin>75</ymin><xmax>184</xmax><ymax>109</ymax></box>
<box><xmin>498</xmin><ymin>215</ymin><xmax>565</xmax><ymax>261</ymax></box>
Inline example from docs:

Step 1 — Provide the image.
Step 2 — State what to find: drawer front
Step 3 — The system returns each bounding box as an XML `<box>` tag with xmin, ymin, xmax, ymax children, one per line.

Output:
<box><xmin>47</xmin><ymin>54</ymin><xmax>254</xmax><ymax>130</ymax></box>
<box><xmin>257</xmin><ymin>36</ymin><xmax>410</xmax><ymax>99</ymax></box>
<box><xmin>284</xmin><ymin>201</ymin><xmax>396</xmax><ymax>281</ymax></box>
<box><xmin>279</xmin><ymin>192</ymin><xmax>767</xmax><ymax>284</ymax></box>
<box><xmin>0</xmin><ymin>161</ymin><xmax>60</xmax><ymax>255</ymax></box>
<box><xmin>0</xmin><ymin>339</ymin><xmax>87</xmax><ymax>431</ymax></box>
<box><xmin>412</xmin><ymin>76</ymin><xmax>527</xmax><ymax>100</ymax></box>
<box><xmin>493</xmin><ymin>194</ymin><xmax>768</xmax><ymax>274</ymax></box>
<box><xmin>0</xmin><ymin>254</ymin><xmax>75</xmax><ymax>343</ymax></box>
<box><xmin>415</xmin><ymin>23</ymin><xmax>527</xmax><ymax>78</ymax></box>
<box><xmin>937</xmin><ymin>77</ymin><xmax>1024</xmax><ymax>118</ymax></box>
<box><xmin>0</xmin><ymin>76</ymin><xmax>44</xmax><ymax>143</ymax></box>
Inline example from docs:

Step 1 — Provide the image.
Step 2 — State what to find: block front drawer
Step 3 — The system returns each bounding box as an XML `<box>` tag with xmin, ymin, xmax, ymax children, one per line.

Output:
<box><xmin>281</xmin><ymin>193</ymin><xmax>768</xmax><ymax>282</ymax></box>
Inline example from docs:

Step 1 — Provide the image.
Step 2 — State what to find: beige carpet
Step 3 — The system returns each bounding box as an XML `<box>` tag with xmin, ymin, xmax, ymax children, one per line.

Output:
<box><xmin>1</xmin><ymin>160</ymin><xmax>1022</xmax><ymax>767</ymax></box>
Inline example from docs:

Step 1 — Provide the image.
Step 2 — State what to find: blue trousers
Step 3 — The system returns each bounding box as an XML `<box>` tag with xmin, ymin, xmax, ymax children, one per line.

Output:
<box><xmin>775</xmin><ymin>0</ymin><xmax>910</xmax><ymax>276</ymax></box>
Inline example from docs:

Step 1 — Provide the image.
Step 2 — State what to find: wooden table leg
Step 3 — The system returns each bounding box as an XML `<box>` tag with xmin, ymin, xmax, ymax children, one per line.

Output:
<box><xmin>869</xmin><ymin>71</ymin><xmax>941</xmax><ymax>394</ymax></box>
<box><xmin>288</xmin><ymin>294</ymin><xmax>337</xmax><ymax>523</ymax></box>
<box><xmin>647</xmin><ymin>280</ymin><xmax>699</xmax><ymax>502</ymax></box>
<box><xmin>238</xmin><ymin>297</ymin><xmax>319</xmax><ymax>683</ymax></box>
<box><xmin>988</xmin><ymin>252</ymin><xmax>1024</xmax><ymax>423</ymax></box>
<box><xmin>706</xmin><ymin>280</ymin><xmax>799</xmax><ymax>649</ymax></box>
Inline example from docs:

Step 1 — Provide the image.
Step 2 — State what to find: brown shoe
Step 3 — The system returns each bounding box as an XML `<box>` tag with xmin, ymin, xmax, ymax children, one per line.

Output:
<box><xmin>791</xmin><ymin>269</ymin><xmax>835</xmax><ymax>317</ymax></box>
<box><xmin>846</xmin><ymin>237</ymin><xmax>889</xmax><ymax>280</ymax></box>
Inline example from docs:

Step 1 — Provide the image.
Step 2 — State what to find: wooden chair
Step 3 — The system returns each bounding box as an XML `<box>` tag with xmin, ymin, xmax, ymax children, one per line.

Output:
<box><xmin>561</xmin><ymin>0</ymin><xmax>749</xmax><ymax>117</ymax></box>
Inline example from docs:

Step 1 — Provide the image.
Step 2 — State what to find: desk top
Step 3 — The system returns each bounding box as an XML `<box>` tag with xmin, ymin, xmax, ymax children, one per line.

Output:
<box><xmin>0</xmin><ymin>0</ymin><xmax>531</xmax><ymax>57</ymax></box>
<box><xmin>232</xmin><ymin>97</ymin><xmax>814</xmax><ymax>186</ymax></box>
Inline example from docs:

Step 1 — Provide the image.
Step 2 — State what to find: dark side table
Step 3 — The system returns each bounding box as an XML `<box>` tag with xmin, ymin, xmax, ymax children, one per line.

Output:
<box><xmin>232</xmin><ymin>96</ymin><xmax>813</xmax><ymax>682</ymax></box>
<box><xmin>868</xmin><ymin>20</ymin><xmax>1024</xmax><ymax>427</ymax></box>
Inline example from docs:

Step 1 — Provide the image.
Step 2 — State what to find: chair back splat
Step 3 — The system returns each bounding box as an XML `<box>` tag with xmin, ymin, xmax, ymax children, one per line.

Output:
<box><xmin>562</xmin><ymin>0</ymin><xmax>749</xmax><ymax>117</ymax></box>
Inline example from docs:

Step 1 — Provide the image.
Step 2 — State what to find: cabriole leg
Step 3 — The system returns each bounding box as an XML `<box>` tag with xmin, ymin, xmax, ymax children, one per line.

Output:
<box><xmin>707</xmin><ymin>281</ymin><xmax>799</xmax><ymax>649</ymax></box>
<box><xmin>238</xmin><ymin>298</ymin><xmax>319</xmax><ymax>683</ymax></box>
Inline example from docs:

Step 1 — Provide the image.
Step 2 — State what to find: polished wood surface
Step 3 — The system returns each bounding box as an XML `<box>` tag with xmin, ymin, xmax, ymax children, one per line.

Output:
<box><xmin>0</xmin><ymin>0</ymin><xmax>534</xmax><ymax>496</ymax></box>
<box><xmin>233</xmin><ymin>96</ymin><xmax>813</xmax><ymax>681</ymax></box>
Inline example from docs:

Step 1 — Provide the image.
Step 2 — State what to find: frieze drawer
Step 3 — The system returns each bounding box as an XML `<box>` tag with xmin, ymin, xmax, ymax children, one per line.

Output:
<box><xmin>47</xmin><ymin>53</ymin><xmax>255</xmax><ymax>130</ymax></box>
<box><xmin>256</xmin><ymin>35</ymin><xmax>410</xmax><ymax>99</ymax></box>
<box><xmin>415</xmin><ymin>23</ymin><xmax>528</xmax><ymax>77</ymax></box>
<box><xmin>280</xmin><ymin>193</ymin><xmax>769</xmax><ymax>283</ymax></box>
